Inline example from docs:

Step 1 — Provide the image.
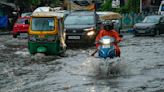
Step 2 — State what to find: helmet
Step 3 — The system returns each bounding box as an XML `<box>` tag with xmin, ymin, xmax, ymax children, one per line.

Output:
<box><xmin>102</xmin><ymin>21</ymin><xmax>113</xmax><ymax>31</ymax></box>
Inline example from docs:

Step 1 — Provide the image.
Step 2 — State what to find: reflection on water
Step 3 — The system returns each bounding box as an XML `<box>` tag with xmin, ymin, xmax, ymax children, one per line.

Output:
<box><xmin>1</xmin><ymin>35</ymin><xmax>164</xmax><ymax>92</ymax></box>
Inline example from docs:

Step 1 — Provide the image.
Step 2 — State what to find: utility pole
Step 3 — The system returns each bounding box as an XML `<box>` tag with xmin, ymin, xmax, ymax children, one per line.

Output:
<box><xmin>69</xmin><ymin>0</ymin><xmax>71</xmax><ymax>12</ymax></box>
<box><xmin>140</xmin><ymin>0</ymin><xmax>142</xmax><ymax>13</ymax></box>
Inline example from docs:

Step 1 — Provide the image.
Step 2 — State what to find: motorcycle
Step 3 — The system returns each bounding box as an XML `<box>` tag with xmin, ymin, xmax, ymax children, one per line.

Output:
<box><xmin>97</xmin><ymin>36</ymin><xmax>117</xmax><ymax>59</ymax></box>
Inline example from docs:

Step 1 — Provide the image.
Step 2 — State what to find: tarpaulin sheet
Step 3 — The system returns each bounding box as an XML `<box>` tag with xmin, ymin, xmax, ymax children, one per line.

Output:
<box><xmin>0</xmin><ymin>16</ymin><xmax>8</xmax><ymax>28</ymax></box>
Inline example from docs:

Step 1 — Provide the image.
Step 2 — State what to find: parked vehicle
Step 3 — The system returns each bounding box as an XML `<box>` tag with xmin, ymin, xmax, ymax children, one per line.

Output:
<box><xmin>12</xmin><ymin>16</ymin><xmax>30</xmax><ymax>38</ymax></box>
<box><xmin>28</xmin><ymin>8</ymin><xmax>66</xmax><ymax>55</ymax></box>
<box><xmin>133</xmin><ymin>15</ymin><xmax>164</xmax><ymax>36</ymax></box>
<box><xmin>64</xmin><ymin>11</ymin><xmax>99</xmax><ymax>45</ymax></box>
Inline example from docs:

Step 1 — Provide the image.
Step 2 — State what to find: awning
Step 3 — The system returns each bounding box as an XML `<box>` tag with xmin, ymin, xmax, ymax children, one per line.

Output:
<box><xmin>0</xmin><ymin>1</ymin><xmax>16</xmax><ymax>9</ymax></box>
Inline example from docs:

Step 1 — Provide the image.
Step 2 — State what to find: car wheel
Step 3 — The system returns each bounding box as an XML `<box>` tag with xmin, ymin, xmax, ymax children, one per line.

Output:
<box><xmin>134</xmin><ymin>32</ymin><xmax>139</xmax><ymax>36</ymax></box>
<box><xmin>134</xmin><ymin>34</ymin><xmax>139</xmax><ymax>37</ymax></box>
<box><xmin>13</xmin><ymin>34</ymin><xmax>17</xmax><ymax>38</ymax></box>
<box><xmin>150</xmin><ymin>30</ymin><xmax>156</xmax><ymax>37</ymax></box>
<box><xmin>156</xmin><ymin>30</ymin><xmax>160</xmax><ymax>35</ymax></box>
<box><xmin>59</xmin><ymin>47</ymin><xmax>67</xmax><ymax>57</ymax></box>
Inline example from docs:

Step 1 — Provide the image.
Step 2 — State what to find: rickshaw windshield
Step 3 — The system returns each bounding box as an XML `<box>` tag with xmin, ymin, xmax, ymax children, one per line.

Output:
<box><xmin>31</xmin><ymin>17</ymin><xmax>55</xmax><ymax>31</ymax></box>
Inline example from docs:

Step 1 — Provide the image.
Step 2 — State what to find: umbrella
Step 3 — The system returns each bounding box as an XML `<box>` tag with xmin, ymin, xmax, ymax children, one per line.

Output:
<box><xmin>99</xmin><ymin>12</ymin><xmax>122</xmax><ymax>20</ymax></box>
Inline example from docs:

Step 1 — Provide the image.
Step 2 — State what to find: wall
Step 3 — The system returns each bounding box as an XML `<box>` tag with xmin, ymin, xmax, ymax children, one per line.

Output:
<box><xmin>120</xmin><ymin>12</ymin><xmax>156</xmax><ymax>29</ymax></box>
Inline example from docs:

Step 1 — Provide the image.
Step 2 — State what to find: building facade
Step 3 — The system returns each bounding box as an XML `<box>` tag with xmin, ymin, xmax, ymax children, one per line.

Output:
<box><xmin>123</xmin><ymin>0</ymin><xmax>161</xmax><ymax>12</ymax></box>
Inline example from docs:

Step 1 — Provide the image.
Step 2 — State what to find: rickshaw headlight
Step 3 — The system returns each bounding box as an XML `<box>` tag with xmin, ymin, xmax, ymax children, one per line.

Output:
<box><xmin>29</xmin><ymin>35</ymin><xmax>36</xmax><ymax>41</ymax></box>
<box><xmin>87</xmin><ymin>31</ymin><xmax>95</xmax><ymax>36</ymax></box>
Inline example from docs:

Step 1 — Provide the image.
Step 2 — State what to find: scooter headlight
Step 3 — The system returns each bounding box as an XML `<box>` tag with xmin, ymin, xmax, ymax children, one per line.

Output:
<box><xmin>87</xmin><ymin>31</ymin><xmax>95</xmax><ymax>36</ymax></box>
<box><xmin>102</xmin><ymin>39</ymin><xmax>111</xmax><ymax>44</ymax></box>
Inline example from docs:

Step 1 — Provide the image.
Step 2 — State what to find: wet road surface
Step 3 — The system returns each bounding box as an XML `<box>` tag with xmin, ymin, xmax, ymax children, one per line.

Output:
<box><xmin>0</xmin><ymin>34</ymin><xmax>164</xmax><ymax>92</ymax></box>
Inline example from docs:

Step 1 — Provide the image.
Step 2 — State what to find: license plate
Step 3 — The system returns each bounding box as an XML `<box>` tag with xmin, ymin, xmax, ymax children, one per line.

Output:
<box><xmin>102</xmin><ymin>45</ymin><xmax>110</xmax><ymax>48</ymax></box>
<box><xmin>20</xmin><ymin>33</ymin><xmax>28</xmax><ymax>37</ymax></box>
<box><xmin>68</xmin><ymin>36</ymin><xmax>80</xmax><ymax>39</ymax></box>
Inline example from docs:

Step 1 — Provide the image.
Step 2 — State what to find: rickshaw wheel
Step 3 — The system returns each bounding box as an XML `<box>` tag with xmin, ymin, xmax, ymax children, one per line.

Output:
<box><xmin>13</xmin><ymin>34</ymin><xmax>17</xmax><ymax>38</ymax></box>
<box><xmin>59</xmin><ymin>48</ymin><xmax>67</xmax><ymax>57</ymax></box>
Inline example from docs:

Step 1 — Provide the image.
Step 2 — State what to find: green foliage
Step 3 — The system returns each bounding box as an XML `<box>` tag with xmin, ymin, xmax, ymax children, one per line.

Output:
<box><xmin>99</xmin><ymin>0</ymin><xmax>112</xmax><ymax>11</ymax></box>
<box><xmin>99</xmin><ymin>0</ymin><xmax>140</xmax><ymax>13</ymax></box>
<box><xmin>31</xmin><ymin>0</ymin><xmax>41</xmax><ymax>5</ymax></box>
<box><xmin>51</xmin><ymin>0</ymin><xmax>61</xmax><ymax>7</ymax></box>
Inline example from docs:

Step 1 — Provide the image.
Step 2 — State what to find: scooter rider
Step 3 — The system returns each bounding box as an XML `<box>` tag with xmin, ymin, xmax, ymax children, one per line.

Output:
<box><xmin>91</xmin><ymin>21</ymin><xmax>122</xmax><ymax>57</ymax></box>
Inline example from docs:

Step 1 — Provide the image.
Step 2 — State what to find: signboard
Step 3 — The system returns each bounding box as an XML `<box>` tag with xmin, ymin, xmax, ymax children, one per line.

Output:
<box><xmin>112</xmin><ymin>0</ymin><xmax>120</xmax><ymax>8</ymax></box>
<box><xmin>66</xmin><ymin>0</ymin><xmax>95</xmax><ymax>11</ymax></box>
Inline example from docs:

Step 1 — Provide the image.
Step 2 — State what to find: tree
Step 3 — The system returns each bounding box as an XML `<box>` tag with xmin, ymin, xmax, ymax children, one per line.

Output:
<box><xmin>99</xmin><ymin>0</ymin><xmax>140</xmax><ymax>13</ymax></box>
<box><xmin>99</xmin><ymin>0</ymin><xmax>112</xmax><ymax>11</ymax></box>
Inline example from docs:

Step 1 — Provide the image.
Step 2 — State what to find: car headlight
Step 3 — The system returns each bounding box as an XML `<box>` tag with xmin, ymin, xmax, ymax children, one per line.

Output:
<box><xmin>84</xmin><ymin>27</ymin><xmax>94</xmax><ymax>31</ymax></box>
<box><xmin>87</xmin><ymin>31</ymin><xmax>95</xmax><ymax>36</ymax></box>
<box><xmin>101</xmin><ymin>39</ymin><xmax>111</xmax><ymax>44</ymax></box>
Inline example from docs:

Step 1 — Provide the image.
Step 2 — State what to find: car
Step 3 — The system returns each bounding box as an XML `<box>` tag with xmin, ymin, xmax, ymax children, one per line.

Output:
<box><xmin>12</xmin><ymin>16</ymin><xmax>30</xmax><ymax>38</ymax></box>
<box><xmin>133</xmin><ymin>15</ymin><xmax>164</xmax><ymax>36</ymax></box>
<box><xmin>64</xmin><ymin>11</ymin><xmax>99</xmax><ymax>45</ymax></box>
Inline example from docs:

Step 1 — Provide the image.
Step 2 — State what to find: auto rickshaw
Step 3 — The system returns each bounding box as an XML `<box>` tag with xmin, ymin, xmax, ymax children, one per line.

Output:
<box><xmin>96</xmin><ymin>11</ymin><xmax>123</xmax><ymax>37</ymax></box>
<box><xmin>28</xmin><ymin>10</ymin><xmax>66</xmax><ymax>55</ymax></box>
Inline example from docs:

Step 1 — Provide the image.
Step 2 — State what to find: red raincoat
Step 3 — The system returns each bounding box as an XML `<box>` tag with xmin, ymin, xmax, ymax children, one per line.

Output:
<box><xmin>95</xmin><ymin>29</ymin><xmax>122</xmax><ymax>57</ymax></box>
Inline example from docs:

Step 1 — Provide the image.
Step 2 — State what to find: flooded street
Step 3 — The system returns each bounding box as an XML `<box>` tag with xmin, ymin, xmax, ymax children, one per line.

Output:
<box><xmin>0</xmin><ymin>34</ymin><xmax>164</xmax><ymax>92</ymax></box>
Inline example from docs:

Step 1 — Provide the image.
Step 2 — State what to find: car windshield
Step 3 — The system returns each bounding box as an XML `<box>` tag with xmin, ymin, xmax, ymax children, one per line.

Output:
<box><xmin>161</xmin><ymin>5</ymin><xmax>164</xmax><ymax>11</ymax></box>
<box><xmin>16</xmin><ymin>18</ymin><xmax>29</xmax><ymax>24</ymax></box>
<box><xmin>64</xmin><ymin>15</ymin><xmax>95</xmax><ymax>25</ymax></box>
<box><xmin>31</xmin><ymin>17</ymin><xmax>54</xmax><ymax>31</ymax></box>
<box><xmin>142</xmin><ymin>16</ymin><xmax>160</xmax><ymax>23</ymax></box>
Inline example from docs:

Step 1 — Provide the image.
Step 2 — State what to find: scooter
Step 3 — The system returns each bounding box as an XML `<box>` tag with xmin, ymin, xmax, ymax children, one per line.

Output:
<box><xmin>96</xmin><ymin>36</ymin><xmax>121</xmax><ymax>76</ymax></box>
<box><xmin>97</xmin><ymin>36</ymin><xmax>117</xmax><ymax>59</ymax></box>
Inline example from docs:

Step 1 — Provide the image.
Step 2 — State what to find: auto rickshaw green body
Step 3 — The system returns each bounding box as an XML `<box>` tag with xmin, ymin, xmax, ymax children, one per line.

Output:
<box><xmin>28</xmin><ymin>10</ymin><xmax>66</xmax><ymax>55</ymax></box>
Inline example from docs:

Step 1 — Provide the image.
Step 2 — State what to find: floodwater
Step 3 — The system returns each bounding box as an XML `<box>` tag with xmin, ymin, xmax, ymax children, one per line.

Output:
<box><xmin>0</xmin><ymin>34</ymin><xmax>164</xmax><ymax>92</ymax></box>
